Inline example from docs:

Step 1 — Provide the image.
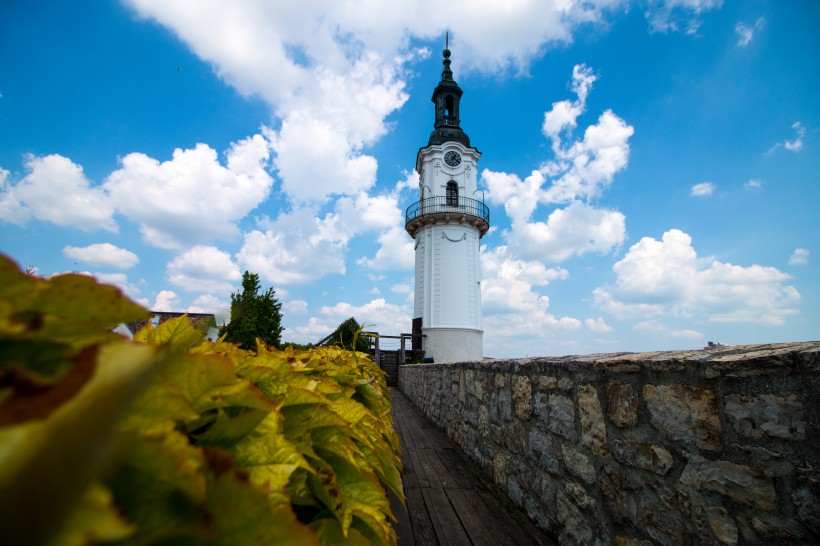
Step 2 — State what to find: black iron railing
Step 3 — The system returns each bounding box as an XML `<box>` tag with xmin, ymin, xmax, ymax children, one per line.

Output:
<box><xmin>405</xmin><ymin>196</ymin><xmax>490</xmax><ymax>226</ymax></box>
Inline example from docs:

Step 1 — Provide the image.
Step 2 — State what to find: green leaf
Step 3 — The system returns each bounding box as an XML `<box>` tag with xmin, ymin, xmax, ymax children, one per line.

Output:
<box><xmin>47</xmin><ymin>481</ymin><xmax>136</xmax><ymax>546</ymax></box>
<box><xmin>205</xmin><ymin>468</ymin><xmax>320</xmax><ymax>546</ymax></box>
<box><xmin>232</xmin><ymin>412</ymin><xmax>313</xmax><ymax>494</ymax></box>
<box><xmin>135</xmin><ymin>314</ymin><xmax>205</xmax><ymax>352</ymax></box>
<box><xmin>311</xmin><ymin>517</ymin><xmax>372</xmax><ymax>546</ymax></box>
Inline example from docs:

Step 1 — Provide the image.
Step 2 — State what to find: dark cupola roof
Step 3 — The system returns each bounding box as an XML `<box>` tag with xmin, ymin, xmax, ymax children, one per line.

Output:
<box><xmin>428</xmin><ymin>35</ymin><xmax>471</xmax><ymax>147</ymax></box>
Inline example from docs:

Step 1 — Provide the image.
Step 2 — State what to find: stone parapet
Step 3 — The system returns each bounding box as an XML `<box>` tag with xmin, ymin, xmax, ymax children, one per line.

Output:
<box><xmin>398</xmin><ymin>342</ymin><xmax>820</xmax><ymax>545</ymax></box>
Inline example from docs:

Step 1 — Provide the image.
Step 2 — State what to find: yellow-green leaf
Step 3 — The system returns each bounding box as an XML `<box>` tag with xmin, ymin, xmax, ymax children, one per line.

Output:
<box><xmin>47</xmin><ymin>481</ymin><xmax>136</xmax><ymax>546</ymax></box>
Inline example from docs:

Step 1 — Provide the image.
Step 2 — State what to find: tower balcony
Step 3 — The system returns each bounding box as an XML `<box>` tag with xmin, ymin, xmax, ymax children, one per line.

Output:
<box><xmin>405</xmin><ymin>196</ymin><xmax>490</xmax><ymax>239</ymax></box>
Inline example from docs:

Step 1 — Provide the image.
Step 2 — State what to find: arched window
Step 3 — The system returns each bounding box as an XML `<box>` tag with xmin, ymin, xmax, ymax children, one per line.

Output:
<box><xmin>446</xmin><ymin>181</ymin><xmax>459</xmax><ymax>207</ymax></box>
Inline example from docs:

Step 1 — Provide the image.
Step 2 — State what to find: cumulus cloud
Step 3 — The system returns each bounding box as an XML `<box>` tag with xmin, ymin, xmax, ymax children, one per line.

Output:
<box><xmin>595</xmin><ymin>229</ymin><xmax>800</xmax><ymax>325</ymax></box>
<box><xmin>237</xmin><ymin>208</ymin><xmax>347</xmax><ymax>285</ymax></box>
<box><xmin>0</xmin><ymin>155</ymin><xmax>116</xmax><ymax>231</ymax></box>
<box><xmin>585</xmin><ymin>317</ymin><xmax>613</xmax><ymax>333</ymax></box>
<box><xmin>634</xmin><ymin>320</ymin><xmax>703</xmax><ymax>339</ymax></box>
<box><xmin>744</xmin><ymin>178</ymin><xmax>762</xmax><ymax>190</ymax></box>
<box><xmin>153</xmin><ymin>290</ymin><xmax>182</xmax><ymax>311</ymax></box>
<box><xmin>320</xmin><ymin>298</ymin><xmax>411</xmax><ymax>337</ymax></box>
<box><xmin>690</xmin><ymin>181</ymin><xmax>715</xmax><ymax>197</ymax></box>
<box><xmin>105</xmin><ymin>135</ymin><xmax>273</xmax><ymax>249</ymax></box>
<box><xmin>479</xmin><ymin>245</ymin><xmax>580</xmax><ymax>346</ymax></box>
<box><xmin>645</xmin><ymin>0</ymin><xmax>723</xmax><ymax>35</ymax></box>
<box><xmin>284</xmin><ymin>299</ymin><xmax>309</xmax><ymax>315</ymax></box>
<box><xmin>514</xmin><ymin>201</ymin><xmax>626</xmax><ymax>263</ymax></box>
<box><xmin>63</xmin><ymin>243</ymin><xmax>139</xmax><ymax>269</ymax></box>
<box><xmin>788</xmin><ymin>248</ymin><xmax>809</xmax><ymax>266</ymax></box>
<box><xmin>188</xmin><ymin>294</ymin><xmax>231</xmax><ymax>325</ymax></box>
<box><xmin>167</xmin><ymin>245</ymin><xmax>242</xmax><ymax>293</ymax></box>
<box><xmin>735</xmin><ymin>17</ymin><xmax>765</xmax><ymax>47</ymax></box>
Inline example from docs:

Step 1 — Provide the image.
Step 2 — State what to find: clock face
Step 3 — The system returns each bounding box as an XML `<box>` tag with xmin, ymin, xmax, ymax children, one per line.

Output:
<box><xmin>444</xmin><ymin>151</ymin><xmax>461</xmax><ymax>167</ymax></box>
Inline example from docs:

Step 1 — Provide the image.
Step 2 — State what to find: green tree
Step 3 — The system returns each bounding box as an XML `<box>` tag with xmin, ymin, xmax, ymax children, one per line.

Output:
<box><xmin>219</xmin><ymin>271</ymin><xmax>283</xmax><ymax>350</ymax></box>
<box><xmin>319</xmin><ymin>317</ymin><xmax>371</xmax><ymax>352</ymax></box>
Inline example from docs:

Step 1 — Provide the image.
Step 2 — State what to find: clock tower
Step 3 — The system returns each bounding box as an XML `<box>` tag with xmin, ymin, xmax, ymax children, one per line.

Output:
<box><xmin>405</xmin><ymin>40</ymin><xmax>490</xmax><ymax>363</ymax></box>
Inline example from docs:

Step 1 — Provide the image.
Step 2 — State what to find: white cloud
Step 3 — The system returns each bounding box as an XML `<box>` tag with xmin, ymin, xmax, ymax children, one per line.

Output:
<box><xmin>358</xmin><ymin>226</ymin><xmax>415</xmax><ymax>271</ymax></box>
<box><xmin>690</xmin><ymin>181</ymin><xmax>715</xmax><ymax>197</ymax></box>
<box><xmin>284</xmin><ymin>299</ymin><xmax>309</xmax><ymax>315</ymax></box>
<box><xmin>744</xmin><ymin>178</ymin><xmax>762</xmax><ymax>190</ymax></box>
<box><xmin>104</xmin><ymin>135</ymin><xmax>273</xmax><ymax>249</ymax></box>
<box><xmin>585</xmin><ymin>317</ymin><xmax>613</xmax><ymax>333</ymax></box>
<box><xmin>769</xmin><ymin>121</ymin><xmax>806</xmax><ymax>154</ymax></box>
<box><xmin>63</xmin><ymin>243</ymin><xmax>139</xmax><ymax>269</ymax></box>
<box><xmin>0</xmin><ymin>155</ymin><xmax>116</xmax><ymax>231</ymax></box>
<box><xmin>167</xmin><ymin>245</ymin><xmax>242</xmax><ymax>293</ymax></box>
<box><xmin>479</xmin><ymin>245</ymin><xmax>581</xmax><ymax>344</ymax></box>
<box><xmin>784</xmin><ymin>121</ymin><xmax>806</xmax><ymax>152</ymax></box>
<box><xmin>735</xmin><ymin>17</ymin><xmax>765</xmax><ymax>47</ymax></box>
<box><xmin>645</xmin><ymin>0</ymin><xmax>723</xmax><ymax>35</ymax></box>
<box><xmin>513</xmin><ymin>201</ymin><xmax>626</xmax><ymax>263</ymax></box>
<box><xmin>188</xmin><ymin>294</ymin><xmax>231</xmax><ymax>325</ymax></box>
<box><xmin>153</xmin><ymin>290</ymin><xmax>182</xmax><ymax>311</ymax></box>
<box><xmin>788</xmin><ymin>248</ymin><xmax>809</xmax><ymax>266</ymax></box>
<box><xmin>283</xmin><ymin>317</ymin><xmax>335</xmax><ymax>345</ymax></box>
<box><xmin>595</xmin><ymin>229</ymin><xmax>800</xmax><ymax>325</ymax></box>
<box><xmin>539</xmin><ymin>65</ymin><xmax>634</xmax><ymax>204</ymax></box>
<box><xmin>634</xmin><ymin>320</ymin><xmax>703</xmax><ymax>339</ymax></box>
<box><xmin>237</xmin><ymin>208</ymin><xmax>347</xmax><ymax>285</ymax></box>
<box><xmin>320</xmin><ymin>298</ymin><xmax>411</xmax><ymax>337</ymax></box>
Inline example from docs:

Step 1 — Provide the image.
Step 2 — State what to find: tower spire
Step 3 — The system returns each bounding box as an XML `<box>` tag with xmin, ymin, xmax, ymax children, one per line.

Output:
<box><xmin>428</xmin><ymin>33</ymin><xmax>469</xmax><ymax>146</ymax></box>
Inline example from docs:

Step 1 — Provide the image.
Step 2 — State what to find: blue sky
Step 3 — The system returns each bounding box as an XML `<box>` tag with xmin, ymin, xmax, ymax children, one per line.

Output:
<box><xmin>1</xmin><ymin>0</ymin><xmax>817</xmax><ymax>357</ymax></box>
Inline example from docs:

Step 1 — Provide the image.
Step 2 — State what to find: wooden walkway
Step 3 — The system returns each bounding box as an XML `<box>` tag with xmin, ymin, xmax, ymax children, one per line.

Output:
<box><xmin>390</xmin><ymin>390</ymin><xmax>556</xmax><ymax>545</ymax></box>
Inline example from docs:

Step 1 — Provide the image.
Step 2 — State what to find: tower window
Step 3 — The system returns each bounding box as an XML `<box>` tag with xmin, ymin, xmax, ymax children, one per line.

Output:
<box><xmin>446</xmin><ymin>181</ymin><xmax>459</xmax><ymax>206</ymax></box>
<box><xmin>445</xmin><ymin>95</ymin><xmax>454</xmax><ymax>123</ymax></box>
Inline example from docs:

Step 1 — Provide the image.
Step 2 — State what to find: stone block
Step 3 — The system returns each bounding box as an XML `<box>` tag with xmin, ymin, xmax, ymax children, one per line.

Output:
<box><xmin>704</xmin><ymin>507</ymin><xmax>738</xmax><ymax>545</ymax></box>
<box><xmin>579</xmin><ymin>385</ymin><xmax>608</xmax><ymax>456</ymax></box>
<box><xmin>512</xmin><ymin>374</ymin><xmax>533</xmax><ymax>420</ymax></box>
<box><xmin>528</xmin><ymin>428</ymin><xmax>561</xmax><ymax>474</ymax></box>
<box><xmin>537</xmin><ymin>375</ymin><xmax>558</xmax><ymax>389</ymax></box>
<box><xmin>557</xmin><ymin>489</ymin><xmax>594</xmax><ymax>545</ymax></box>
<box><xmin>611</xmin><ymin>439</ymin><xmax>674</xmax><ymax>475</ymax></box>
<box><xmin>565</xmin><ymin>481</ymin><xmax>596</xmax><ymax>511</ymax></box>
<box><xmin>791</xmin><ymin>468</ymin><xmax>820</xmax><ymax>532</ymax></box>
<box><xmin>601</xmin><ymin>465</ymin><xmax>638</xmax><ymax>524</ymax></box>
<box><xmin>547</xmin><ymin>393</ymin><xmax>577</xmax><ymax>441</ymax></box>
<box><xmin>607</xmin><ymin>381</ymin><xmax>638</xmax><ymax>428</ymax></box>
<box><xmin>679</xmin><ymin>455</ymin><xmax>776</xmax><ymax>512</ymax></box>
<box><xmin>558</xmin><ymin>377</ymin><xmax>574</xmax><ymax>390</ymax></box>
<box><xmin>644</xmin><ymin>384</ymin><xmax>722</xmax><ymax>451</ymax></box>
<box><xmin>562</xmin><ymin>444</ymin><xmax>596</xmax><ymax>484</ymax></box>
<box><xmin>724</xmin><ymin>393</ymin><xmax>806</xmax><ymax>440</ymax></box>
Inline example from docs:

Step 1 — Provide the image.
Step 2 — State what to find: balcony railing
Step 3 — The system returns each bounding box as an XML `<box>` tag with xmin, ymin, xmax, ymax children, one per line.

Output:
<box><xmin>405</xmin><ymin>196</ymin><xmax>490</xmax><ymax>226</ymax></box>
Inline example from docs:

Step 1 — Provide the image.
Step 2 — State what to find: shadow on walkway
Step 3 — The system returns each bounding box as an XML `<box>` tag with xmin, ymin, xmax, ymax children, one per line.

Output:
<box><xmin>390</xmin><ymin>389</ymin><xmax>556</xmax><ymax>545</ymax></box>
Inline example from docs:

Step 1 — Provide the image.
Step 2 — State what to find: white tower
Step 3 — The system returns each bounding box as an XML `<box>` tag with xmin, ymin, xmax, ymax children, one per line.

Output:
<box><xmin>405</xmin><ymin>41</ymin><xmax>490</xmax><ymax>363</ymax></box>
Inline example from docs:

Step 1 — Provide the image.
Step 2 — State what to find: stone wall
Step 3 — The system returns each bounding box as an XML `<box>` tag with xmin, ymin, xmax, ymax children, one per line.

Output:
<box><xmin>398</xmin><ymin>342</ymin><xmax>820</xmax><ymax>545</ymax></box>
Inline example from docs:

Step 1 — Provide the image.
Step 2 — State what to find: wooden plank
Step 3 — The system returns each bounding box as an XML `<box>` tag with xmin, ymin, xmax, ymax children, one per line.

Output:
<box><xmin>445</xmin><ymin>488</ymin><xmax>498</xmax><ymax>546</ymax></box>
<box><xmin>389</xmin><ymin>486</ymin><xmax>414</xmax><ymax>546</ymax></box>
<box><xmin>405</xmin><ymin>486</ymin><xmax>439</xmax><ymax>546</ymax></box>
<box><xmin>422</xmin><ymin>486</ymin><xmax>471</xmax><ymax>546</ymax></box>
<box><xmin>438</xmin><ymin>447</ymin><xmax>480</xmax><ymax>489</ymax></box>
<box><xmin>419</xmin><ymin>447</ymin><xmax>457</xmax><ymax>490</ymax></box>
<box><xmin>435</xmin><ymin>447</ymin><xmax>475</xmax><ymax>490</ymax></box>
<box><xmin>409</xmin><ymin>446</ymin><xmax>437</xmax><ymax>489</ymax></box>
<box><xmin>473</xmin><ymin>487</ymin><xmax>552</xmax><ymax>546</ymax></box>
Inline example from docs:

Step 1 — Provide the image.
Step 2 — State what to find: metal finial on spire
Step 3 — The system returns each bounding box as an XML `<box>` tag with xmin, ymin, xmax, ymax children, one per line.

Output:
<box><xmin>446</xmin><ymin>31</ymin><xmax>449</xmax><ymax>50</ymax></box>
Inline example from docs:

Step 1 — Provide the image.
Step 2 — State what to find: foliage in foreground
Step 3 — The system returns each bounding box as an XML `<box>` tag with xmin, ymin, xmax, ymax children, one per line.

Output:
<box><xmin>0</xmin><ymin>255</ymin><xmax>403</xmax><ymax>545</ymax></box>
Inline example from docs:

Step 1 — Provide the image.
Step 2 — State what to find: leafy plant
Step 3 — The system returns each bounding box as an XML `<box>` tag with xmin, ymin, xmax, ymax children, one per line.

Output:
<box><xmin>0</xmin><ymin>255</ymin><xmax>403</xmax><ymax>545</ymax></box>
<box><xmin>219</xmin><ymin>271</ymin><xmax>283</xmax><ymax>350</ymax></box>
